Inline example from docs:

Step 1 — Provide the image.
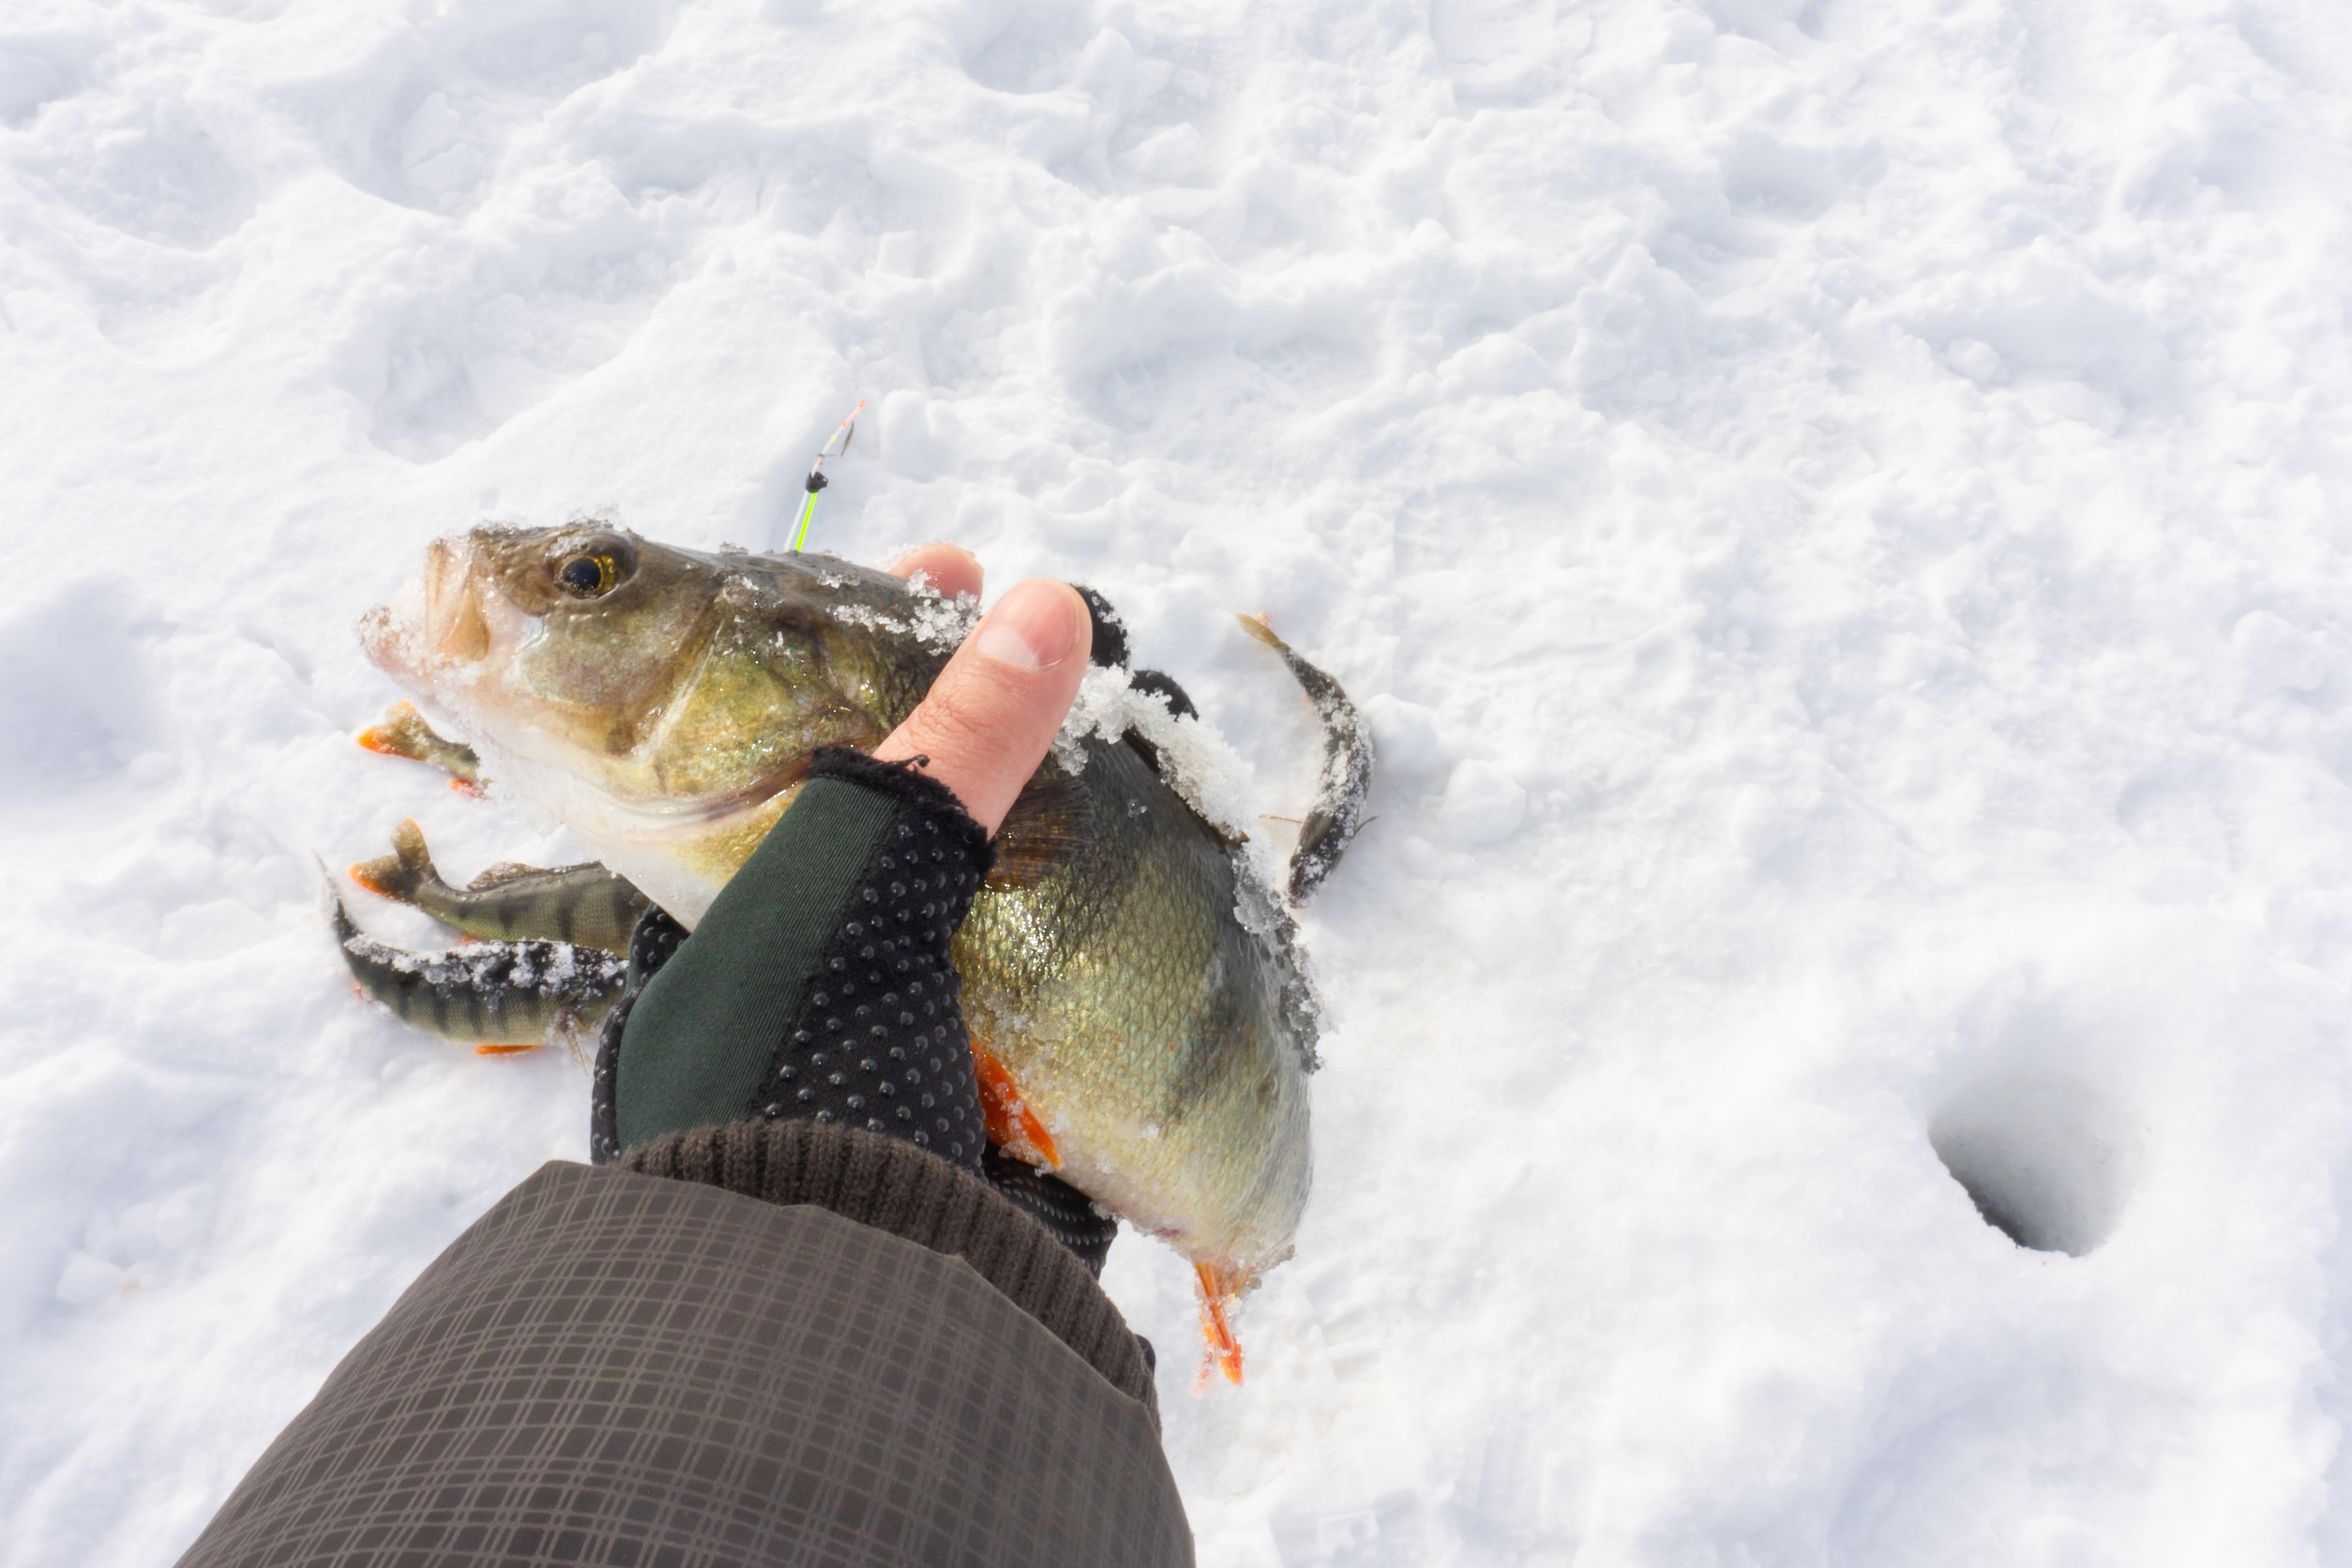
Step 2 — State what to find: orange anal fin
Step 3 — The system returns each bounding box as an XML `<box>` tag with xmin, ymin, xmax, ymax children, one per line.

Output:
<box><xmin>447</xmin><ymin>777</ymin><xmax>487</xmax><ymax>798</ymax></box>
<box><xmin>1194</xmin><ymin>1262</ymin><xmax>1245</xmax><ymax>1387</ymax></box>
<box><xmin>474</xmin><ymin>1044</ymin><xmax>538</xmax><ymax>1056</ymax></box>
<box><xmin>970</xmin><ymin>1041</ymin><xmax>1060</xmax><ymax>1168</ymax></box>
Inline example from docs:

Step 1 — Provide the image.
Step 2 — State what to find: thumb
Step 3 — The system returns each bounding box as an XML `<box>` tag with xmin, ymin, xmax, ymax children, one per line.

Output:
<box><xmin>872</xmin><ymin>578</ymin><xmax>1093</xmax><ymax>836</ymax></box>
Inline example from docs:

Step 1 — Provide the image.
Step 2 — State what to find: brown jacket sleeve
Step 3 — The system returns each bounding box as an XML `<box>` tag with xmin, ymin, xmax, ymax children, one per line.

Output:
<box><xmin>174</xmin><ymin>1125</ymin><xmax>1191</xmax><ymax>1568</ymax></box>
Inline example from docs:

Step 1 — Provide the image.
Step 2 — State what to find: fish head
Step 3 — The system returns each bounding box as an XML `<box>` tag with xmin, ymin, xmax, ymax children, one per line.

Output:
<box><xmin>360</xmin><ymin>524</ymin><xmax>955</xmax><ymax>905</ymax></box>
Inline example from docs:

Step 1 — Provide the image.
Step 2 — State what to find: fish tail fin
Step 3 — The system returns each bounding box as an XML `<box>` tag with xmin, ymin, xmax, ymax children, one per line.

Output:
<box><xmin>355</xmin><ymin>700</ymin><xmax>429</xmax><ymax>760</ymax></box>
<box><xmin>357</xmin><ymin>701</ymin><xmax>484</xmax><ymax>790</ymax></box>
<box><xmin>348</xmin><ymin>818</ymin><xmax>437</xmax><ymax>902</ymax></box>
<box><xmin>1193</xmin><ymin>1262</ymin><xmax>1246</xmax><ymax>1388</ymax></box>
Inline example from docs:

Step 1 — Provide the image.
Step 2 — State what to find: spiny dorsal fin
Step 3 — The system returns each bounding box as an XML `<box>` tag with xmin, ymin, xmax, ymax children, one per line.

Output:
<box><xmin>1237</xmin><ymin>612</ymin><xmax>1375</xmax><ymax>904</ymax></box>
<box><xmin>987</xmin><ymin>774</ymin><xmax>1092</xmax><ymax>891</ymax></box>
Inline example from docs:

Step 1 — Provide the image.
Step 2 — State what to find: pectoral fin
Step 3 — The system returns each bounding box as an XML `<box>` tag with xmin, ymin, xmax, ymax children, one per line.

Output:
<box><xmin>986</xmin><ymin>774</ymin><xmax>1092</xmax><ymax>891</ymax></box>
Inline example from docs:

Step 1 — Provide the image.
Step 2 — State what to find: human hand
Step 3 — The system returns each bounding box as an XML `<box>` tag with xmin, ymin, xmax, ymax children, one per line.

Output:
<box><xmin>604</xmin><ymin>542</ymin><xmax>1092</xmax><ymax>1163</ymax></box>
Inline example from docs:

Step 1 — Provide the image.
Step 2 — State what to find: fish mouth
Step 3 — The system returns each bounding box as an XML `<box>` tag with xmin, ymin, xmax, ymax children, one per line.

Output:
<box><xmin>358</xmin><ymin>534</ymin><xmax>512</xmax><ymax>688</ymax></box>
<box><xmin>359</xmin><ymin>529</ymin><xmax>833</xmax><ymax>823</ymax></box>
<box><xmin>420</xmin><ymin>535</ymin><xmax>493</xmax><ymax>665</ymax></box>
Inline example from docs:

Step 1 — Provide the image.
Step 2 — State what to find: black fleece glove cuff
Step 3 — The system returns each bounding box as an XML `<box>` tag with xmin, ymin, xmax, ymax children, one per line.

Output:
<box><xmin>594</xmin><ymin>746</ymin><xmax>993</xmax><ymax>1169</ymax></box>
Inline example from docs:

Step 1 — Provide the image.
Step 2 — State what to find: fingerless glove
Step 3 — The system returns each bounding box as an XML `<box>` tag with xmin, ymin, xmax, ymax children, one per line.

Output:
<box><xmin>591</xmin><ymin>746</ymin><xmax>1120</xmax><ymax>1272</ymax></box>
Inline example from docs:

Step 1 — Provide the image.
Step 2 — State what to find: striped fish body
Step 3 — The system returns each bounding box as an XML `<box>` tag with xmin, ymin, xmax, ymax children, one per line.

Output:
<box><xmin>330</xmin><ymin>893</ymin><xmax>626</xmax><ymax>1046</ymax></box>
<box><xmin>352</xmin><ymin>819</ymin><xmax>649</xmax><ymax>953</ymax></box>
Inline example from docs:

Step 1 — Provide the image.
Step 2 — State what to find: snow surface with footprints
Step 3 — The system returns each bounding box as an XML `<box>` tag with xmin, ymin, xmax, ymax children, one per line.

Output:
<box><xmin>6</xmin><ymin>0</ymin><xmax>2352</xmax><ymax>1561</ymax></box>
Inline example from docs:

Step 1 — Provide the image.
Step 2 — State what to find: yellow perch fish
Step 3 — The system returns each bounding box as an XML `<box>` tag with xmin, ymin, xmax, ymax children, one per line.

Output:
<box><xmin>359</xmin><ymin>524</ymin><xmax>1349</xmax><ymax>1379</ymax></box>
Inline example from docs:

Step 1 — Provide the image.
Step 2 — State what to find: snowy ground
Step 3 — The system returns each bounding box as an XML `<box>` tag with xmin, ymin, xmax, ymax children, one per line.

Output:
<box><xmin>6</xmin><ymin>0</ymin><xmax>2352</xmax><ymax>1560</ymax></box>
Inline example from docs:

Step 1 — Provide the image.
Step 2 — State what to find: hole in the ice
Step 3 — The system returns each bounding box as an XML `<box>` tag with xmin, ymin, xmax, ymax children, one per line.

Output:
<box><xmin>1928</xmin><ymin>1072</ymin><xmax>2134</xmax><ymax>1257</ymax></box>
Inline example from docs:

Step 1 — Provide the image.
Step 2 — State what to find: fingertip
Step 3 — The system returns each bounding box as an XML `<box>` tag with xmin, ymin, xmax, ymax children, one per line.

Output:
<box><xmin>872</xmin><ymin>578</ymin><xmax>1093</xmax><ymax>835</ymax></box>
<box><xmin>888</xmin><ymin>542</ymin><xmax>984</xmax><ymax>600</ymax></box>
<box><xmin>972</xmin><ymin>579</ymin><xmax>1090</xmax><ymax>671</ymax></box>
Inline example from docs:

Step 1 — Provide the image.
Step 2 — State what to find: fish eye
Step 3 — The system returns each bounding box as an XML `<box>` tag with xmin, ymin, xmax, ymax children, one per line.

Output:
<box><xmin>552</xmin><ymin>535</ymin><xmax>634</xmax><ymax>599</ymax></box>
<box><xmin>558</xmin><ymin>554</ymin><xmax>615</xmax><ymax>596</ymax></box>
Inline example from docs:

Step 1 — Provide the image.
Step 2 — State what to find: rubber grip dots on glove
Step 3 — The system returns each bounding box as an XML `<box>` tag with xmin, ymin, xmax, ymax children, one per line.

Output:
<box><xmin>748</xmin><ymin>755</ymin><xmax>990</xmax><ymax>1171</ymax></box>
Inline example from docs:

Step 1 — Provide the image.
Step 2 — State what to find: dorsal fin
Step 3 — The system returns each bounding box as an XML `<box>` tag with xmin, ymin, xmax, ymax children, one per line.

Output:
<box><xmin>1238</xmin><ymin>613</ymin><xmax>1375</xmax><ymax>903</ymax></box>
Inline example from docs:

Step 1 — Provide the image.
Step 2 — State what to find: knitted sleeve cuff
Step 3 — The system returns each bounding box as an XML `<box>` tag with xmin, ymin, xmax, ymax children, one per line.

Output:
<box><xmin>622</xmin><ymin>1118</ymin><xmax>1158</xmax><ymax>1420</ymax></box>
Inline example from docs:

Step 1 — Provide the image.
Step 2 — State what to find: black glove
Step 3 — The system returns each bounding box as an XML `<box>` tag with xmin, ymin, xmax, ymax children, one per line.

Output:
<box><xmin>590</xmin><ymin>746</ymin><xmax>1118</xmax><ymax>1270</ymax></box>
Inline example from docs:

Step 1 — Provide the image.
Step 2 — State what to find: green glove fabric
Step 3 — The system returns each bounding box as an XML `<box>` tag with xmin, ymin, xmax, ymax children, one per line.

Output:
<box><xmin>591</xmin><ymin>746</ymin><xmax>994</xmax><ymax>1168</ymax></box>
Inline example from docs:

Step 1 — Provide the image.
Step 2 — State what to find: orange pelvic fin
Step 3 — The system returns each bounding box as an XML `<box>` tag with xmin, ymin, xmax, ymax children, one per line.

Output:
<box><xmin>474</xmin><ymin>1044</ymin><xmax>538</xmax><ymax>1056</ymax></box>
<box><xmin>971</xmin><ymin>1041</ymin><xmax>1060</xmax><ymax>1168</ymax></box>
<box><xmin>1194</xmin><ymin>1262</ymin><xmax>1245</xmax><ymax>1387</ymax></box>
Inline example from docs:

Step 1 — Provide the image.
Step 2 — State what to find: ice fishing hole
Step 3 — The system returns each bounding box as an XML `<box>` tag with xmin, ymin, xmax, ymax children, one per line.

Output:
<box><xmin>1928</xmin><ymin>1073</ymin><xmax>2134</xmax><ymax>1257</ymax></box>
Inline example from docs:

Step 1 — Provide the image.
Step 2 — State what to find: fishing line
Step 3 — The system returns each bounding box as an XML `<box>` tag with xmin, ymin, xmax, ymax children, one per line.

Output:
<box><xmin>790</xmin><ymin>399</ymin><xmax>867</xmax><ymax>552</ymax></box>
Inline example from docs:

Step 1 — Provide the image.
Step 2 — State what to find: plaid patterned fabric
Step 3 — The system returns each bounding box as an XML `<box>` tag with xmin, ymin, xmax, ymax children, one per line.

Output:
<box><xmin>622</xmin><ymin>1120</ymin><xmax>1156</xmax><ymax>1411</ymax></box>
<box><xmin>175</xmin><ymin>1162</ymin><xmax>1190</xmax><ymax>1567</ymax></box>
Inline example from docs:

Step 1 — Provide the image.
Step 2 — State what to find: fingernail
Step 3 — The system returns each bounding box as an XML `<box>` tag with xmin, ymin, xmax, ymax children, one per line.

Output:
<box><xmin>972</xmin><ymin>580</ymin><xmax>1079</xmax><ymax>670</ymax></box>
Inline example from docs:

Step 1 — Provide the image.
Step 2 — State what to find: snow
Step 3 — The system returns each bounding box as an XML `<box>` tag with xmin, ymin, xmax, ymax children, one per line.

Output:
<box><xmin>1059</xmin><ymin>659</ymin><xmax>1264</xmax><ymax>845</ymax></box>
<box><xmin>1440</xmin><ymin>758</ymin><xmax>1530</xmax><ymax>846</ymax></box>
<box><xmin>4</xmin><ymin>0</ymin><xmax>2351</xmax><ymax>1561</ymax></box>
